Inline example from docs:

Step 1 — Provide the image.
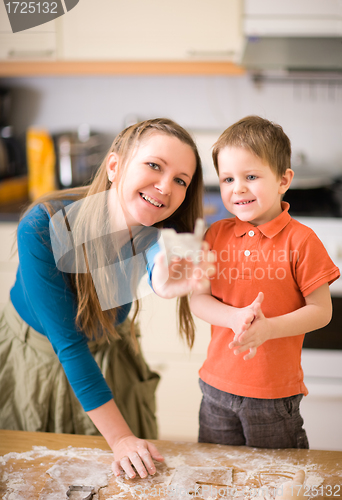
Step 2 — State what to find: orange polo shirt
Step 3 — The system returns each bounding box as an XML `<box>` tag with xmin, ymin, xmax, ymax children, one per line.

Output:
<box><xmin>199</xmin><ymin>203</ymin><xmax>340</xmax><ymax>399</ymax></box>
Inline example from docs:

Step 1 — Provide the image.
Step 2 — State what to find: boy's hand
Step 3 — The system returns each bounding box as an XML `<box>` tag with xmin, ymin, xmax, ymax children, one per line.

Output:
<box><xmin>230</xmin><ymin>293</ymin><xmax>271</xmax><ymax>360</ymax></box>
<box><xmin>229</xmin><ymin>292</ymin><xmax>264</xmax><ymax>338</ymax></box>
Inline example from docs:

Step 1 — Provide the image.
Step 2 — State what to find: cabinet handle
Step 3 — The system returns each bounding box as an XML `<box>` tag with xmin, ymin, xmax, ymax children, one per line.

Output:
<box><xmin>8</xmin><ymin>50</ymin><xmax>55</xmax><ymax>59</ymax></box>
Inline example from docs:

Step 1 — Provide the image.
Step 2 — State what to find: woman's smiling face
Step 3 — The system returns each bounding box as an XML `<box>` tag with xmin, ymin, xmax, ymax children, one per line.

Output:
<box><xmin>107</xmin><ymin>133</ymin><xmax>197</xmax><ymax>227</ymax></box>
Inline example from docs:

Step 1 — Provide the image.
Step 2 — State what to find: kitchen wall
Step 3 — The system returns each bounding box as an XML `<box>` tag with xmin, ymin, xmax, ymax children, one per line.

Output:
<box><xmin>1</xmin><ymin>73</ymin><xmax>342</xmax><ymax>175</ymax></box>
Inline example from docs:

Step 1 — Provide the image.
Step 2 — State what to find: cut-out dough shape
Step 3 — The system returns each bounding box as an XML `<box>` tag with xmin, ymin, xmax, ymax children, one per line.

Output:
<box><xmin>38</xmin><ymin>458</ymin><xmax>110</xmax><ymax>499</ymax></box>
<box><xmin>168</xmin><ymin>466</ymin><xmax>233</xmax><ymax>496</ymax></box>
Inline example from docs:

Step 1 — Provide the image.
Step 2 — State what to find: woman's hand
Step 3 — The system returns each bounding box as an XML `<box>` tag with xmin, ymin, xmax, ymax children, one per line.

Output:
<box><xmin>87</xmin><ymin>400</ymin><xmax>164</xmax><ymax>480</ymax></box>
<box><xmin>112</xmin><ymin>434</ymin><xmax>164</xmax><ymax>479</ymax></box>
<box><xmin>152</xmin><ymin>241</ymin><xmax>216</xmax><ymax>299</ymax></box>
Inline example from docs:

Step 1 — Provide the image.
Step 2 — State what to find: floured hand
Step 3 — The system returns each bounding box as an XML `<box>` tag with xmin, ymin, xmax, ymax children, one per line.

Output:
<box><xmin>159</xmin><ymin>218</ymin><xmax>205</xmax><ymax>264</ymax></box>
<box><xmin>112</xmin><ymin>435</ymin><xmax>164</xmax><ymax>479</ymax></box>
<box><xmin>152</xmin><ymin>220</ymin><xmax>216</xmax><ymax>299</ymax></box>
<box><xmin>152</xmin><ymin>242</ymin><xmax>216</xmax><ymax>298</ymax></box>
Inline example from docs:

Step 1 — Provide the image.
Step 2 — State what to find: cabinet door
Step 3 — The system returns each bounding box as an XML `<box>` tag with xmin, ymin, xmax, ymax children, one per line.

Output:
<box><xmin>244</xmin><ymin>0</ymin><xmax>342</xmax><ymax>36</ymax></box>
<box><xmin>0</xmin><ymin>2</ymin><xmax>57</xmax><ymax>60</ymax></box>
<box><xmin>139</xmin><ymin>294</ymin><xmax>211</xmax><ymax>356</ymax></box>
<box><xmin>0</xmin><ymin>223</ymin><xmax>18</xmax><ymax>309</ymax></box>
<box><xmin>145</xmin><ymin>352</ymin><xmax>206</xmax><ymax>441</ymax></box>
<box><xmin>59</xmin><ymin>0</ymin><xmax>243</xmax><ymax>61</ymax></box>
<box><xmin>138</xmin><ymin>293</ymin><xmax>210</xmax><ymax>441</ymax></box>
<box><xmin>245</xmin><ymin>0</ymin><xmax>342</xmax><ymax>17</ymax></box>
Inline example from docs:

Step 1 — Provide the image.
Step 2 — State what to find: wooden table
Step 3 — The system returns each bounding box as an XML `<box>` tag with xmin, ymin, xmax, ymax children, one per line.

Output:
<box><xmin>1</xmin><ymin>430</ymin><xmax>341</xmax><ymax>499</ymax></box>
<box><xmin>0</xmin><ymin>429</ymin><xmax>111</xmax><ymax>455</ymax></box>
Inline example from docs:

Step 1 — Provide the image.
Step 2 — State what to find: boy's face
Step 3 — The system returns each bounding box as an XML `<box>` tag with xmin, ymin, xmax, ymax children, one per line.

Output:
<box><xmin>217</xmin><ymin>146</ymin><xmax>293</xmax><ymax>226</ymax></box>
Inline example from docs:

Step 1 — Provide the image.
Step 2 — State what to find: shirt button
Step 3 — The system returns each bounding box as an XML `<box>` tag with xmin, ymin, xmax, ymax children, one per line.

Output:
<box><xmin>248</xmin><ymin>230</ymin><xmax>255</xmax><ymax>237</ymax></box>
<box><xmin>244</xmin><ymin>250</ymin><xmax>251</xmax><ymax>257</ymax></box>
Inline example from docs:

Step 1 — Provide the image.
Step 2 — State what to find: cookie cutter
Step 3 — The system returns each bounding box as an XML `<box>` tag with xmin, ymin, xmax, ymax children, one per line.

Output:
<box><xmin>66</xmin><ymin>485</ymin><xmax>95</xmax><ymax>499</ymax></box>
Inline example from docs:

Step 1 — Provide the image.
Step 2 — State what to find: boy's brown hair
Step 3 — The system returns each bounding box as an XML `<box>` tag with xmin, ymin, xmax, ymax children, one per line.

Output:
<box><xmin>212</xmin><ymin>115</ymin><xmax>292</xmax><ymax>178</ymax></box>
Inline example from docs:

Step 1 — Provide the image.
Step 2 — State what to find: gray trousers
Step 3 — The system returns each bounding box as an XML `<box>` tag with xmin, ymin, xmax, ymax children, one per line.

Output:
<box><xmin>199</xmin><ymin>379</ymin><xmax>309</xmax><ymax>449</ymax></box>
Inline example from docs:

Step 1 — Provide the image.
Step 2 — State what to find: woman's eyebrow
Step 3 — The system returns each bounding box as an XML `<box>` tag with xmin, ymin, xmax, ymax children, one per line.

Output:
<box><xmin>148</xmin><ymin>156</ymin><xmax>192</xmax><ymax>179</ymax></box>
<box><xmin>146</xmin><ymin>155</ymin><xmax>167</xmax><ymax>165</ymax></box>
<box><xmin>179</xmin><ymin>172</ymin><xmax>192</xmax><ymax>179</ymax></box>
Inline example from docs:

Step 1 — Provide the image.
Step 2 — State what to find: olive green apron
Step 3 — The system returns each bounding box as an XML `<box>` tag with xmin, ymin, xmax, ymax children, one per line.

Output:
<box><xmin>0</xmin><ymin>300</ymin><xmax>160</xmax><ymax>439</ymax></box>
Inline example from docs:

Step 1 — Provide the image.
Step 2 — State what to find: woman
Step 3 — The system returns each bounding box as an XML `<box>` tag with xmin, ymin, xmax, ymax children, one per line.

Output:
<box><xmin>0</xmin><ymin>118</ymin><xmax>214</xmax><ymax>478</ymax></box>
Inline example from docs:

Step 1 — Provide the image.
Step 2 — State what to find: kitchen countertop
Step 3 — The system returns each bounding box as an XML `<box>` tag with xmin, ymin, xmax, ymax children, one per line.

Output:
<box><xmin>1</xmin><ymin>430</ymin><xmax>341</xmax><ymax>499</ymax></box>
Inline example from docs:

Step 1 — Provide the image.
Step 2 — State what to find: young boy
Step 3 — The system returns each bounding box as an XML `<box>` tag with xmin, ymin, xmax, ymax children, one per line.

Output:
<box><xmin>190</xmin><ymin>116</ymin><xmax>340</xmax><ymax>449</ymax></box>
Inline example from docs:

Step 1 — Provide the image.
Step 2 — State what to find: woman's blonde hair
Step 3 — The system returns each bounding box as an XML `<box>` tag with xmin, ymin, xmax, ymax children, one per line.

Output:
<box><xmin>21</xmin><ymin>118</ymin><xmax>203</xmax><ymax>348</ymax></box>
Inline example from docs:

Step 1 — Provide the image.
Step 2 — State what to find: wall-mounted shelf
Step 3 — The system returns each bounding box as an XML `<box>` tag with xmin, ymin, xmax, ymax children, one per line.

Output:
<box><xmin>0</xmin><ymin>60</ymin><xmax>245</xmax><ymax>77</ymax></box>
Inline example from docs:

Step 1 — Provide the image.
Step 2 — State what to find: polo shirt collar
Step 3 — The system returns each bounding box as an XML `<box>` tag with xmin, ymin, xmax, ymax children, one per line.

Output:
<box><xmin>234</xmin><ymin>202</ymin><xmax>291</xmax><ymax>238</ymax></box>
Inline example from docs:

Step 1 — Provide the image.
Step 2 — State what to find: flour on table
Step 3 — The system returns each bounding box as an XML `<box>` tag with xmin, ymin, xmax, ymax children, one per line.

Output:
<box><xmin>305</xmin><ymin>474</ymin><xmax>324</xmax><ymax>487</ymax></box>
<box><xmin>0</xmin><ymin>445</ymin><xmax>332</xmax><ymax>500</ymax></box>
<box><xmin>38</xmin><ymin>458</ymin><xmax>111</xmax><ymax>499</ymax></box>
<box><xmin>0</xmin><ymin>447</ymin><xmax>112</xmax><ymax>500</ymax></box>
<box><xmin>163</xmin><ymin>453</ymin><xmax>186</xmax><ymax>469</ymax></box>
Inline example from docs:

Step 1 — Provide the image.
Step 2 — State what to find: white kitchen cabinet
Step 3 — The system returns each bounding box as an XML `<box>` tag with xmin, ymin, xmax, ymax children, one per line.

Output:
<box><xmin>0</xmin><ymin>2</ymin><xmax>57</xmax><ymax>60</ymax></box>
<box><xmin>245</xmin><ymin>0</ymin><xmax>342</xmax><ymax>17</ymax></box>
<box><xmin>58</xmin><ymin>0</ymin><xmax>243</xmax><ymax>62</ymax></box>
<box><xmin>138</xmin><ymin>293</ymin><xmax>210</xmax><ymax>441</ymax></box>
<box><xmin>0</xmin><ymin>222</ymin><xmax>18</xmax><ymax>309</ymax></box>
<box><xmin>301</xmin><ymin>350</ymin><xmax>342</xmax><ymax>451</ymax></box>
<box><xmin>295</xmin><ymin>217</ymin><xmax>342</xmax><ymax>296</ymax></box>
<box><xmin>244</xmin><ymin>0</ymin><xmax>342</xmax><ymax>36</ymax></box>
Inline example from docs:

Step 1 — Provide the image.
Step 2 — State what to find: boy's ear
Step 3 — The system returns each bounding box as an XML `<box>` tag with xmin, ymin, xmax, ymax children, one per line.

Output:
<box><xmin>279</xmin><ymin>168</ymin><xmax>294</xmax><ymax>194</ymax></box>
<box><xmin>106</xmin><ymin>152</ymin><xmax>119</xmax><ymax>182</ymax></box>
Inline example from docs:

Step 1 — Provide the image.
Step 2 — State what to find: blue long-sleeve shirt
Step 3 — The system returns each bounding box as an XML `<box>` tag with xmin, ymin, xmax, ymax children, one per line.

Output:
<box><xmin>10</xmin><ymin>201</ymin><xmax>159</xmax><ymax>411</ymax></box>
